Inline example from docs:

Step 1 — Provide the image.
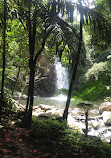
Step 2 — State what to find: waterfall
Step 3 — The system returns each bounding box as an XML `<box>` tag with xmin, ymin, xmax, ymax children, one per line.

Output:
<box><xmin>55</xmin><ymin>60</ymin><xmax>69</xmax><ymax>90</ymax></box>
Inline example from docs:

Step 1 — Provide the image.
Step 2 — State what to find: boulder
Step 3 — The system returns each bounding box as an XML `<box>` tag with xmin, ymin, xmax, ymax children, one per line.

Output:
<box><xmin>91</xmin><ymin>120</ymin><xmax>99</xmax><ymax>130</ymax></box>
<box><xmin>102</xmin><ymin>111</ymin><xmax>111</xmax><ymax>126</ymax></box>
<box><xmin>38</xmin><ymin>104</ymin><xmax>54</xmax><ymax>111</ymax></box>
<box><xmin>99</xmin><ymin>102</ymin><xmax>111</xmax><ymax>114</ymax></box>
<box><xmin>12</xmin><ymin>99</ymin><xmax>25</xmax><ymax>111</ymax></box>
<box><xmin>67</xmin><ymin>115</ymin><xmax>84</xmax><ymax>133</ymax></box>
<box><xmin>46</xmin><ymin>109</ymin><xmax>63</xmax><ymax>116</ymax></box>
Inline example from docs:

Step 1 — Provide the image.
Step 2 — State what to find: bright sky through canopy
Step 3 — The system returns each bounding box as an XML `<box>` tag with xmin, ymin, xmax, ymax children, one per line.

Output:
<box><xmin>71</xmin><ymin>0</ymin><xmax>95</xmax><ymax>7</ymax></box>
<box><xmin>71</xmin><ymin>0</ymin><xmax>95</xmax><ymax>21</ymax></box>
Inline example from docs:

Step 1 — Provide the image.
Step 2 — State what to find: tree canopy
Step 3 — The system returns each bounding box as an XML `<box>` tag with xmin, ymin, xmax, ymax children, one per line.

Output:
<box><xmin>0</xmin><ymin>0</ymin><xmax>111</xmax><ymax>124</ymax></box>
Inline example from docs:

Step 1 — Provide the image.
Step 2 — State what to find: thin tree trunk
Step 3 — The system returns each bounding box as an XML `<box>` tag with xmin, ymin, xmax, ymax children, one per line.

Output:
<box><xmin>0</xmin><ymin>0</ymin><xmax>7</xmax><ymax>120</ymax></box>
<box><xmin>23</xmin><ymin>66</ymin><xmax>31</xmax><ymax>125</ymax></box>
<box><xmin>27</xmin><ymin>62</ymin><xmax>35</xmax><ymax>127</ymax></box>
<box><xmin>63</xmin><ymin>2</ymin><xmax>83</xmax><ymax>120</ymax></box>
<box><xmin>85</xmin><ymin>110</ymin><xmax>88</xmax><ymax>137</ymax></box>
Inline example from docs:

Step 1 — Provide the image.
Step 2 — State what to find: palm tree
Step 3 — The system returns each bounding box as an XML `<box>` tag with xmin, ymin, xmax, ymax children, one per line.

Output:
<box><xmin>63</xmin><ymin>0</ymin><xmax>83</xmax><ymax>120</ymax></box>
<box><xmin>47</xmin><ymin>0</ymin><xmax>111</xmax><ymax>120</ymax></box>
<box><xmin>12</xmin><ymin>0</ymin><xmax>79</xmax><ymax>127</ymax></box>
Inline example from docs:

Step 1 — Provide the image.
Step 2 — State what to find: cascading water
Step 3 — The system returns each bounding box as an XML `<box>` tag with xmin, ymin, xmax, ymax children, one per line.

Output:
<box><xmin>55</xmin><ymin>60</ymin><xmax>69</xmax><ymax>90</ymax></box>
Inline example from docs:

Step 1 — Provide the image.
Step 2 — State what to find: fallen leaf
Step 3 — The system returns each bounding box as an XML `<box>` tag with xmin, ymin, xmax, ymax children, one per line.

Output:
<box><xmin>6</xmin><ymin>133</ymin><xmax>11</xmax><ymax>138</ymax></box>
<box><xmin>19</xmin><ymin>139</ymin><xmax>23</xmax><ymax>142</ymax></box>
<box><xmin>3</xmin><ymin>149</ymin><xmax>9</xmax><ymax>154</ymax></box>
<box><xmin>33</xmin><ymin>150</ymin><xmax>37</xmax><ymax>153</ymax></box>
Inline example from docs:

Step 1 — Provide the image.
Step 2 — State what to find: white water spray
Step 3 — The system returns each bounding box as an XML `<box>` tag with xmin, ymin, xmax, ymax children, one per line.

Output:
<box><xmin>55</xmin><ymin>60</ymin><xmax>69</xmax><ymax>90</ymax></box>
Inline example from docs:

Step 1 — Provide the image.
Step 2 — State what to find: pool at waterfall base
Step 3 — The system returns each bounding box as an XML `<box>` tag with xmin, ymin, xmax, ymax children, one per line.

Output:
<box><xmin>14</xmin><ymin>94</ymin><xmax>111</xmax><ymax>143</ymax></box>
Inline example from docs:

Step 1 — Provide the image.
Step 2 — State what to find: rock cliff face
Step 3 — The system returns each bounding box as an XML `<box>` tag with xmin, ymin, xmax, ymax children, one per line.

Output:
<box><xmin>34</xmin><ymin>56</ymin><xmax>56</xmax><ymax>97</ymax></box>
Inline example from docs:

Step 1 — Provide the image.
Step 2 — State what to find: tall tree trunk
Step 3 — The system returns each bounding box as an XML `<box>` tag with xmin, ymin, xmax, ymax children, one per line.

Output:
<box><xmin>24</xmin><ymin>61</ymin><xmax>35</xmax><ymax>127</ymax></box>
<box><xmin>23</xmin><ymin>9</ymin><xmax>36</xmax><ymax>127</ymax></box>
<box><xmin>28</xmin><ymin>62</ymin><xmax>35</xmax><ymax>124</ymax></box>
<box><xmin>23</xmin><ymin>23</ymin><xmax>54</xmax><ymax>127</ymax></box>
<box><xmin>63</xmin><ymin>1</ymin><xmax>83</xmax><ymax>120</ymax></box>
<box><xmin>0</xmin><ymin>0</ymin><xmax>7</xmax><ymax>121</ymax></box>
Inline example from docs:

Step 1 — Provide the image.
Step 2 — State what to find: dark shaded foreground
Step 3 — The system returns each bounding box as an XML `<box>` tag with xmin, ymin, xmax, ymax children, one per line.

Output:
<box><xmin>0</xmin><ymin>121</ymin><xmax>58</xmax><ymax>158</ymax></box>
<box><xmin>1</xmin><ymin>114</ymin><xmax>111</xmax><ymax>158</ymax></box>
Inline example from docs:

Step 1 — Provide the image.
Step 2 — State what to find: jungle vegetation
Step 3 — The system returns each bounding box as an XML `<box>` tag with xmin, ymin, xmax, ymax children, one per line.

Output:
<box><xmin>0</xmin><ymin>0</ymin><xmax>111</xmax><ymax>155</ymax></box>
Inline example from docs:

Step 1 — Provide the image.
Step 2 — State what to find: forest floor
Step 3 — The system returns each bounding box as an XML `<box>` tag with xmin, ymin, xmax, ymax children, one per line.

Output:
<box><xmin>0</xmin><ymin>118</ymin><xmax>58</xmax><ymax>158</ymax></box>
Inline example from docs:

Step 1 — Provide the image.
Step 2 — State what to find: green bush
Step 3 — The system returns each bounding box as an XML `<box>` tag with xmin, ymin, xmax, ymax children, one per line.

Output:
<box><xmin>72</xmin><ymin>80</ymin><xmax>110</xmax><ymax>101</ymax></box>
<box><xmin>31</xmin><ymin>115</ymin><xmax>67</xmax><ymax>139</ymax></box>
<box><xmin>57</xmin><ymin>131</ymin><xmax>111</xmax><ymax>158</ymax></box>
<box><xmin>0</xmin><ymin>88</ymin><xmax>15</xmax><ymax>116</ymax></box>
<box><xmin>31</xmin><ymin>115</ymin><xmax>111</xmax><ymax>158</ymax></box>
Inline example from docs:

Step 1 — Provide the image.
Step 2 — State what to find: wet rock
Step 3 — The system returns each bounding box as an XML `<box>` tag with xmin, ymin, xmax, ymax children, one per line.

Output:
<box><xmin>38</xmin><ymin>104</ymin><xmax>54</xmax><ymax>111</ymax></box>
<box><xmin>89</xmin><ymin>109</ymin><xmax>99</xmax><ymax>117</ymax></box>
<box><xmin>98</xmin><ymin>119</ymin><xmax>105</xmax><ymax>126</ymax></box>
<box><xmin>12</xmin><ymin>99</ymin><xmax>25</xmax><ymax>111</ymax></box>
<box><xmin>88</xmin><ymin>116</ymin><xmax>95</xmax><ymax>121</ymax></box>
<box><xmin>71</xmin><ymin>108</ymin><xmax>83</xmax><ymax>115</ymax></box>
<box><xmin>108</xmin><ymin>127</ymin><xmax>111</xmax><ymax>132</ymax></box>
<box><xmin>33</xmin><ymin>106</ymin><xmax>39</xmax><ymax>110</ymax></box>
<box><xmin>76</xmin><ymin>115</ymin><xmax>85</xmax><ymax>121</ymax></box>
<box><xmin>102</xmin><ymin>111</ymin><xmax>111</xmax><ymax>125</ymax></box>
<box><xmin>46</xmin><ymin>109</ymin><xmax>62</xmax><ymax>116</ymax></box>
<box><xmin>32</xmin><ymin>111</ymin><xmax>44</xmax><ymax>117</ymax></box>
<box><xmin>32</xmin><ymin>105</ymin><xmax>63</xmax><ymax>117</ymax></box>
<box><xmin>67</xmin><ymin>115</ymin><xmax>76</xmax><ymax>128</ymax></box>
<box><xmin>98</xmin><ymin>127</ymin><xmax>108</xmax><ymax>135</ymax></box>
<box><xmin>99</xmin><ymin>102</ymin><xmax>111</xmax><ymax>114</ymax></box>
<box><xmin>91</xmin><ymin>120</ymin><xmax>99</xmax><ymax>130</ymax></box>
<box><xmin>101</xmin><ymin>130</ymin><xmax>111</xmax><ymax>143</ymax></box>
<box><xmin>67</xmin><ymin>115</ymin><xmax>83</xmax><ymax>133</ymax></box>
<box><xmin>103</xmin><ymin>129</ymin><xmax>107</xmax><ymax>134</ymax></box>
<box><xmin>98</xmin><ymin>115</ymin><xmax>103</xmax><ymax>119</ymax></box>
<box><xmin>88</xmin><ymin>128</ymin><xmax>99</xmax><ymax>137</ymax></box>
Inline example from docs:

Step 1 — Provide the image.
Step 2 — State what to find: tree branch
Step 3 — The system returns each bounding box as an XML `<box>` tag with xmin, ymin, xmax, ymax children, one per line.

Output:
<box><xmin>34</xmin><ymin>26</ymin><xmax>54</xmax><ymax>63</ymax></box>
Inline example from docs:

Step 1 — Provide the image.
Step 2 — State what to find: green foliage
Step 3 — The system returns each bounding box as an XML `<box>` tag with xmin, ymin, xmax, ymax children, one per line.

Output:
<box><xmin>31</xmin><ymin>115</ymin><xmax>67</xmax><ymax>139</ymax></box>
<box><xmin>72</xmin><ymin>80</ymin><xmax>110</xmax><ymax>101</ymax></box>
<box><xmin>85</xmin><ymin>62</ymin><xmax>107</xmax><ymax>80</ymax></box>
<box><xmin>31</xmin><ymin>116</ymin><xmax>111</xmax><ymax>158</ymax></box>
<box><xmin>85</xmin><ymin>0</ymin><xmax>111</xmax><ymax>48</ymax></box>
<box><xmin>58</xmin><ymin>132</ymin><xmax>111</xmax><ymax>158</ymax></box>
<box><xmin>55</xmin><ymin>88</ymin><xmax>68</xmax><ymax>96</ymax></box>
<box><xmin>0</xmin><ymin>88</ymin><xmax>15</xmax><ymax>115</ymax></box>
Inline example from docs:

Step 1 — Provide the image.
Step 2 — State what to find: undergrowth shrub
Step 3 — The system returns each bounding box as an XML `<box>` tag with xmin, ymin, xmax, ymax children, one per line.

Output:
<box><xmin>72</xmin><ymin>80</ymin><xmax>110</xmax><ymax>101</ymax></box>
<box><xmin>57</xmin><ymin>131</ymin><xmax>111</xmax><ymax>158</ymax></box>
<box><xmin>31</xmin><ymin>115</ymin><xmax>67</xmax><ymax>139</ymax></box>
<box><xmin>0</xmin><ymin>88</ymin><xmax>15</xmax><ymax>116</ymax></box>
<box><xmin>31</xmin><ymin>115</ymin><xmax>111</xmax><ymax>158</ymax></box>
